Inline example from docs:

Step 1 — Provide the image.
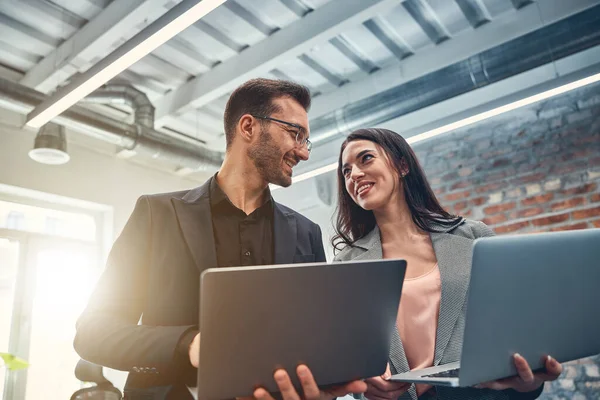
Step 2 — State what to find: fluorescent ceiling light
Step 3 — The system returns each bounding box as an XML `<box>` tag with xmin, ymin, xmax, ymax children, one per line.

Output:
<box><xmin>26</xmin><ymin>0</ymin><xmax>226</xmax><ymax>128</ymax></box>
<box><xmin>273</xmin><ymin>71</ymin><xmax>600</xmax><ymax>190</ymax></box>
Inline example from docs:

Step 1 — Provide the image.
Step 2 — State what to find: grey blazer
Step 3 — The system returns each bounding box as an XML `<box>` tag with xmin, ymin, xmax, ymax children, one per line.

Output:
<box><xmin>334</xmin><ymin>218</ymin><xmax>543</xmax><ymax>400</ymax></box>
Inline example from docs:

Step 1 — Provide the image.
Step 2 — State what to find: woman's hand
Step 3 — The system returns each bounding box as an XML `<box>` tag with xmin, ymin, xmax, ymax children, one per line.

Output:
<box><xmin>476</xmin><ymin>354</ymin><xmax>562</xmax><ymax>393</ymax></box>
<box><xmin>364</xmin><ymin>363</ymin><xmax>410</xmax><ymax>400</ymax></box>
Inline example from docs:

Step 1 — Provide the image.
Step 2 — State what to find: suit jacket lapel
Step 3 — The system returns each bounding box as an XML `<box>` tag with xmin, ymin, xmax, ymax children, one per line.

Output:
<box><xmin>430</xmin><ymin>231</ymin><xmax>473</xmax><ymax>365</ymax></box>
<box><xmin>273</xmin><ymin>203</ymin><xmax>297</xmax><ymax>264</ymax></box>
<box><xmin>172</xmin><ymin>179</ymin><xmax>218</xmax><ymax>273</ymax></box>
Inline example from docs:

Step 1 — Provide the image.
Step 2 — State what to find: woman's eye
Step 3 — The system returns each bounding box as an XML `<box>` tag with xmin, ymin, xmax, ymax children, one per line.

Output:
<box><xmin>362</xmin><ymin>154</ymin><xmax>373</xmax><ymax>162</ymax></box>
<box><xmin>342</xmin><ymin>169</ymin><xmax>350</xmax><ymax>177</ymax></box>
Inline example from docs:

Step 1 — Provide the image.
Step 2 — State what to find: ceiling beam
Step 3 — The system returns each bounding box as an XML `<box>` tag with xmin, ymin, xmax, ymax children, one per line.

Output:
<box><xmin>20</xmin><ymin>0</ymin><xmax>167</xmax><ymax>92</ymax></box>
<box><xmin>308</xmin><ymin>0</ymin><xmax>600</xmax><ymax>120</ymax></box>
<box><xmin>154</xmin><ymin>0</ymin><xmax>401</xmax><ymax>126</ymax></box>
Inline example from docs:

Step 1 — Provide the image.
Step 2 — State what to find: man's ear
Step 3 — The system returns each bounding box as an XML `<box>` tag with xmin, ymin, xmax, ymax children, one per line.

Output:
<box><xmin>238</xmin><ymin>114</ymin><xmax>257</xmax><ymax>144</ymax></box>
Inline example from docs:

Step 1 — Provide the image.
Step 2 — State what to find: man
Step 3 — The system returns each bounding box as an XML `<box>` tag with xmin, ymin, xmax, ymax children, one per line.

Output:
<box><xmin>74</xmin><ymin>78</ymin><xmax>365</xmax><ymax>400</ymax></box>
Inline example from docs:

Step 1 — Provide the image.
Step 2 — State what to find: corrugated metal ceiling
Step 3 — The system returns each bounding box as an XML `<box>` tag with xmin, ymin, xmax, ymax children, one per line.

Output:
<box><xmin>0</xmin><ymin>0</ymin><xmax>597</xmax><ymax>154</ymax></box>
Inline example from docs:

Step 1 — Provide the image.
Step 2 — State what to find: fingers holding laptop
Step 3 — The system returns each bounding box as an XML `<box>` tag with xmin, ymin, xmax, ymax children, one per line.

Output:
<box><xmin>364</xmin><ymin>363</ymin><xmax>410</xmax><ymax>400</ymax></box>
<box><xmin>253</xmin><ymin>364</ymin><xmax>367</xmax><ymax>400</ymax></box>
<box><xmin>476</xmin><ymin>353</ymin><xmax>562</xmax><ymax>392</ymax></box>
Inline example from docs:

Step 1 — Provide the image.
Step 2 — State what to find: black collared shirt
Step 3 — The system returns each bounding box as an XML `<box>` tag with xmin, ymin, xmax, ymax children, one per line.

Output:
<box><xmin>173</xmin><ymin>177</ymin><xmax>275</xmax><ymax>385</ymax></box>
<box><xmin>209</xmin><ymin>176</ymin><xmax>274</xmax><ymax>268</ymax></box>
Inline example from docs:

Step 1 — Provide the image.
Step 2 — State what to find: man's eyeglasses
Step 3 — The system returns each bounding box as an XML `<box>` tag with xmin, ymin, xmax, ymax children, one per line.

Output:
<box><xmin>252</xmin><ymin>115</ymin><xmax>312</xmax><ymax>152</ymax></box>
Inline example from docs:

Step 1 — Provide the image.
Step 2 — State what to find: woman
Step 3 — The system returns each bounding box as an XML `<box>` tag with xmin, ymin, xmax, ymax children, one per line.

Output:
<box><xmin>332</xmin><ymin>128</ymin><xmax>561</xmax><ymax>400</ymax></box>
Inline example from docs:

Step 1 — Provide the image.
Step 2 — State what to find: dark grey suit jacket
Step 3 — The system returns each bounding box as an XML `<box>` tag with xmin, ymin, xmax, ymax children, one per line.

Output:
<box><xmin>334</xmin><ymin>219</ymin><xmax>544</xmax><ymax>400</ymax></box>
<box><xmin>74</xmin><ymin>177</ymin><xmax>326</xmax><ymax>399</ymax></box>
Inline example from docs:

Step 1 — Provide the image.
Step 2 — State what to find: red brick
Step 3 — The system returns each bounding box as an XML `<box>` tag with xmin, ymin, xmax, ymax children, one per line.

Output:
<box><xmin>573</xmin><ymin>135</ymin><xmax>600</xmax><ymax>145</ymax></box>
<box><xmin>458</xmin><ymin>167</ymin><xmax>473</xmax><ymax>177</ymax></box>
<box><xmin>471</xmin><ymin>196</ymin><xmax>487</xmax><ymax>206</ymax></box>
<box><xmin>550</xmin><ymin>222</ymin><xmax>589</xmax><ymax>232</ymax></box>
<box><xmin>591</xmin><ymin>193</ymin><xmax>600</xmax><ymax>203</ymax></box>
<box><xmin>531</xmin><ymin>213</ymin><xmax>570</xmax><ymax>226</ymax></box>
<box><xmin>475</xmin><ymin>182</ymin><xmax>508</xmax><ymax>194</ymax></box>
<box><xmin>451</xmin><ymin>181</ymin><xmax>471</xmax><ymax>190</ymax></box>
<box><xmin>454</xmin><ymin>201</ymin><xmax>469</xmax><ymax>211</ymax></box>
<box><xmin>482</xmin><ymin>214</ymin><xmax>508</xmax><ymax>225</ymax></box>
<box><xmin>512</xmin><ymin>173</ymin><xmax>546</xmax><ymax>185</ymax></box>
<box><xmin>592</xmin><ymin>219</ymin><xmax>600</xmax><ymax>228</ymax></box>
<box><xmin>534</xmin><ymin>143</ymin><xmax>561</xmax><ymax>156</ymax></box>
<box><xmin>480</xmin><ymin>147</ymin><xmax>511</xmax><ymax>160</ymax></box>
<box><xmin>516</xmin><ymin>207</ymin><xmax>545</xmax><ymax>218</ymax></box>
<box><xmin>433</xmin><ymin>187</ymin><xmax>446</xmax><ymax>196</ymax></box>
<box><xmin>511</xmin><ymin>152</ymin><xmax>530</xmax><ymax>164</ymax></box>
<box><xmin>442</xmin><ymin>172</ymin><xmax>459</xmax><ymax>182</ymax></box>
<box><xmin>445</xmin><ymin>191</ymin><xmax>470</xmax><ymax>201</ymax></box>
<box><xmin>551</xmin><ymin>164</ymin><xmax>584</xmax><ymax>175</ymax></box>
<box><xmin>561</xmin><ymin>183</ymin><xmax>597</xmax><ymax>196</ymax></box>
<box><xmin>550</xmin><ymin>197</ymin><xmax>586</xmax><ymax>212</ymax></box>
<box><xmin>495</xmin><ymin>221</ymin><xmax>531</xmax><ymax>234</ymax></box>
<box><xmin>522</xmin><ymin>193</ymin><xmax>554</xmax><ymax>207</ymax></box>
<box><xmin>484</xmin><ymin>202</ymin><xmax>516</xmax><ymax>215</ymax></box>
<box><xmin>486</xmin><ymin>171</ymin><xmax>507</xmax><ymax>181</ymax></box>
<box><xmin>572</xmin><ymin>206</ymin><xmax>600</xmax><ymax>220</ymax></box>
<box><xmin>492</xmin><ymin>159</ymin><xmax>511</xmax><ymax>168</ymax></box>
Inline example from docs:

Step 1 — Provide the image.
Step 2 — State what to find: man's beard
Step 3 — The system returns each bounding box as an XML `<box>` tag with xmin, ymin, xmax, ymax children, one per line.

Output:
<box><xmin>247</xmin><ymin>128</ymin><xmax>293</xmax><ymax>187</ymax></box>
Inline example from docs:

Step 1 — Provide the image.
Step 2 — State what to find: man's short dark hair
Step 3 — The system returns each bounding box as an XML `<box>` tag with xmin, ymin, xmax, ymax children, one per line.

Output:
<box><xmin>223</xmin><ymin>78</ymin><xmax>311</xmax><ymax>148</ymax></box>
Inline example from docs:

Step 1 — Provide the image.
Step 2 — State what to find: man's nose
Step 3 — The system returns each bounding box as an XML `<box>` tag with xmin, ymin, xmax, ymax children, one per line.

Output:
<box><xmin>295</xmin><ymin>146</ymin><xmax>309</xmax><ymax>161</ymax></box>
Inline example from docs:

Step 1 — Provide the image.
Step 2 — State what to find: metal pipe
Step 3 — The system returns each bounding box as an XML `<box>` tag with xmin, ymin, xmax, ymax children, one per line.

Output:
<box><xmin>0</xmin><ymin>77</ymin><xmax>223</xmax><ymax>170</ymax></box>
<box><xmin>83</xmin><ymin>84</ymin><xmax>155</xmax><ymax>128</ymax></box>
<box><xmin>310</xmin><ymin>5</ymin><xmax>600</xmax><ymax>143</ymax></box>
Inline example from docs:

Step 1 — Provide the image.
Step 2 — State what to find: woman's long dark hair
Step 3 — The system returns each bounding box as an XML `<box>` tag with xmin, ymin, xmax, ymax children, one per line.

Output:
<box><xmin>332</xmin><ymin>128</ymin><xmax>462</xmax><ymax>252</ymax></box>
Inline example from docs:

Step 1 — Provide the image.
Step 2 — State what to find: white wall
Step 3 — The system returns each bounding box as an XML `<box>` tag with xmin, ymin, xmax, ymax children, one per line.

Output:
<box><xmin>272</xmin><ymin>171</ymin><xmax>338</xmax><ymax>260</ymax></box>
<box><xmin>0</xmin><ymin>112</ymin><xmax>209</xmax><ymax>236</ymax></box>
<box><xmin>0</xmin><ymin>112</ymin><xmax>213</xmax><ymax>392</ymax></box>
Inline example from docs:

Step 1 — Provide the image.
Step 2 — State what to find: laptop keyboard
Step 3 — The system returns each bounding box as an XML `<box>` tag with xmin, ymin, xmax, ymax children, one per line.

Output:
<box><xmin>423</xmin><ymin>368</ymin><xmax>460</xmax><ymax>378</ymax></box>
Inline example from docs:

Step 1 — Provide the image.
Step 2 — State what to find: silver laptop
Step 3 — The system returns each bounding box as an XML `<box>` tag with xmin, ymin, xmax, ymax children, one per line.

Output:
<box><xmin>197</xmin><ymin>259</ymin><xmax>407</xmax><ymax>400</ymax></box>
<box><xmin>390</xmin><ymin>228</ymin><xmax>600</xmax><ymax>387</ymax></box>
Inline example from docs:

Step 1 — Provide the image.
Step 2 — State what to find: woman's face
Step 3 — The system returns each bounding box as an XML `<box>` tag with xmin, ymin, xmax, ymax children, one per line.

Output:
<box><xmin>340</xmin><ymin>139</ymin><xmax>401</xmax><ymax>211</ymax></box>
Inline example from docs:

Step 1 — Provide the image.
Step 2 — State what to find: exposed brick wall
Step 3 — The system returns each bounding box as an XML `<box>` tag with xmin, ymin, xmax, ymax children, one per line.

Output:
<box><xmin>413</xmin><ymin>81</ymin><xmax>600</xmax><ymax>399</ymax></box>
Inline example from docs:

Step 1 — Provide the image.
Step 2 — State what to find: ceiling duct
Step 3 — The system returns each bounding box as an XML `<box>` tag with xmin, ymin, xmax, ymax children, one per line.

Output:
<box><xmin>0</xmin><ymin>78</ymin><xmax>224</xmax><ymax>171</ymax></box>
<box><xmin>310</xmin><ymin>5</ymin><xmax>600</xmax><ymax>143</ymax></box>
<box><xmin>82</xmin><ymin>83</ymin><xmax>155</xmax><ymax>129</ymax></box>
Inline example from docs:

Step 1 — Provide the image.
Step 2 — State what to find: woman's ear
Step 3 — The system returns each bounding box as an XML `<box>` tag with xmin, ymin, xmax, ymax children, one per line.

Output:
<box><xmin>399</xmin><ymin>158</ymin><xmax>409</xmax><ymax>177</ymax></box>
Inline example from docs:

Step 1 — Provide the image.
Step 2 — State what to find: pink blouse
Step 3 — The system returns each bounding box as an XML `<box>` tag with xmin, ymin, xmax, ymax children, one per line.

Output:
<box><xmin>396</xmin><ymin>263</ymin><xmax>441</xmax><ymax>397</ymax></box>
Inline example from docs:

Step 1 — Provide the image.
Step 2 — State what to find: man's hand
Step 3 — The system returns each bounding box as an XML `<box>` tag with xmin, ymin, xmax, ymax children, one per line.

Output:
<box><xmin>476</xmin><ymin>354</ymin><xmax>562</xmax><ymax>393</ymax></box>
<box><xmin>188</xmin><ymin>333</ymin><xmax>200</xmax><ymax>368</ymax></box>
<box><xmin>364</xmin><ymin>363</ymin><xmax>410</xmax><ymax>400</ymax></box>
<box><xmin>253</xmin><ymin>364</ymin><xmax>367</xmax><ymax>400</ymax></box>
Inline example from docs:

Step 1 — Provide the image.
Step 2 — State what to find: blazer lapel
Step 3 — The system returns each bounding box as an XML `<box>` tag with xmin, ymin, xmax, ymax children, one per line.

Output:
<box><xmin>352</xmin><ymin>227</ymin><xmax>383</xmax><ymax>260</ymax></box>
<box><xmin>430</xmin><ymin>232</ymin><xmax>474</xmax><ymax>365</ymax></box>
<box><xmin>172</xmin><ymin>179</ymin><xmax>218</xmax><ymax>273</ymax></box>
<box><xmin>273</xmin><ymin>203</ymin><xmax>297</xmax><ymax>264</ymax></box>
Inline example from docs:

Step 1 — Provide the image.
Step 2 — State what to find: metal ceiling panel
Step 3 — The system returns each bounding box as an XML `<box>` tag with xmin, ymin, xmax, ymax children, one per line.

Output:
<box><xmin>0</xmin><ymin>0</ymin><xmax>597</xmax><ymax>156</ymax></box>
<box><xmin>379</xmin><ymin>5</ymin><xmax>433</xmax><ymax>50</ymax></box>
<box><xmin>0</xmin><ymin>0</ymin><xmax>84</xmax><ymax>39</ymax></box>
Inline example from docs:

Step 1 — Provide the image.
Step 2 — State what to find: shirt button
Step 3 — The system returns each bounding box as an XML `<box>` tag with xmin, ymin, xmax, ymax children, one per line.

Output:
<box><xmin>245</xmin><ymin>251</ymin><xmax>251</xmax><ymax>257</ymax></box>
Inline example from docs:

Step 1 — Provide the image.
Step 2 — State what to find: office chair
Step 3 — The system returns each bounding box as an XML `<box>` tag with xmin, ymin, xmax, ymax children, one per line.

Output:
<box><xmin>70</xmin><ymin>359</ymin><xmax>122</xmax><ymax>400</ymax></box>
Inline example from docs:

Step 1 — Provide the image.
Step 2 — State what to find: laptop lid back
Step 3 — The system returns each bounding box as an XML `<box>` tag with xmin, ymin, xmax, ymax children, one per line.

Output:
<box><xmin>459</xmin><ymin>229</ymin><xmax>600</xmax><ymax>387</ymax></box>
<box><xmin>198</xmin><ymin>259</ymin><xmax>406</xmax><ymax>400</ymax></box>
